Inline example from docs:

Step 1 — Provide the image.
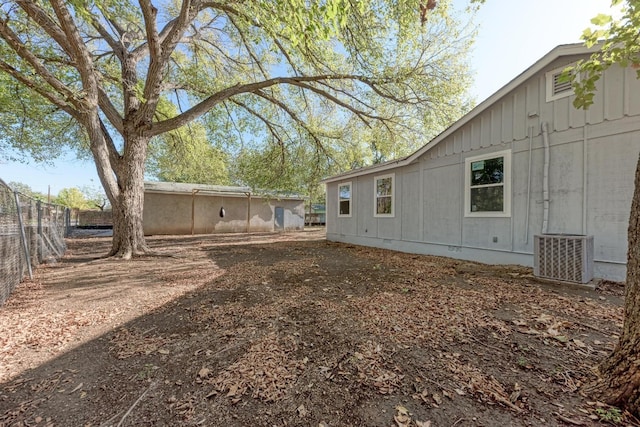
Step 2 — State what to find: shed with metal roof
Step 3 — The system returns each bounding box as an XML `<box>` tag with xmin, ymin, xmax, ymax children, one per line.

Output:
<box><xmin>143</xmin><ymin>181</ymin><xmax>305</xmax><ymax>235</ymax></box>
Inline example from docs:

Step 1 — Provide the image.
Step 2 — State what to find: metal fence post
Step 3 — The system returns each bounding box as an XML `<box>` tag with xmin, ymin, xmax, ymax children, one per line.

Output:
<box><xmin>13</xmin><ymin>191</ymin><xmax>33</xmax><ymax>280</ymax></box>
<box><xmin>65</xmin><ymin>208</ymin><xmax>70</xmax><ymax>237</ymax></box>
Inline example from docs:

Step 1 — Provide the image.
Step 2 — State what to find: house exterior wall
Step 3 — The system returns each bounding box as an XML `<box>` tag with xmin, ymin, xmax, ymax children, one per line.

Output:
<box><xmin>327</xmin><ymin>60</ymin><xmax>640</xmax><ymax>281</ymax></box>
<box><xmin>143</xmin><ymin>192</ymin><xmax>304</xmax><ymax>235</ymax></box>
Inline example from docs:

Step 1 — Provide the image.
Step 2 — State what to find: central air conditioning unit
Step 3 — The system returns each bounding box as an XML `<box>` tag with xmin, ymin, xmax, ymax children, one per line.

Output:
<box><xmin>534</xmin><ymin>234</ymin><xmax>594</xmax><ymax>284</ymax></box>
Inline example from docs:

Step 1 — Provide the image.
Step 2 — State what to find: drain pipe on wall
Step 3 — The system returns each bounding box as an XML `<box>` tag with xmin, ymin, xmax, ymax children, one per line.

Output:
<box><xmin>582</xmin><ymin>126</ymin><xmax>589</xmax><ymax>235</ymax></box>
<box><xmin>541</xmin><ymin>122</ymin><xmax>550</xmax><ymax>234</ymax></box>
<box><xmin>524</xmin><ymin>125</ymin><xmax>534</xmax><ymax>244</ymax></box>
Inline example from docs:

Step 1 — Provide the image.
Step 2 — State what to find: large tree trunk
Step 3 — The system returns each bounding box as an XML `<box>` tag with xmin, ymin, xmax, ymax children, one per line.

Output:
<box><xmin>107</xmin><ymin>135</ymin><xmax>150</xmax><ymax>259</ymax></box>
<box><xmin>597</xmin><ymin>152</ymin><xmax>640</xmax><ymax>415</ymax></box>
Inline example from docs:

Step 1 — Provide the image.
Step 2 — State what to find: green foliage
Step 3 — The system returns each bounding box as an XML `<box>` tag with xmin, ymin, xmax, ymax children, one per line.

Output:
<box><xmin>79</xmin><ymin>185</ymin><xmax>110</xmax><ymax>210</ymax></box>
<box><xmin>0</xmin><ymin>0</ymin><xmax>479</xmax><ymax>212</ymax></box>
<box><xmin>147</xmin><ymin>100</ymin><xmax>229</xmax><ymax>185</ymax></box>
<box><xmin>54</xmin><ymin>187</ymin><xmax>91</xmax><ymax>209</ymax></box>
<box><xmin>7</xmin><ymin>181</ymin><xmax>47</xmax><ymax>201</ymax></box>
<box><xmin>567</xmin><ymin>0</ymin><xmax>640</xmax><ymax>109</ymax></box>
<box><xmin>595</xmin><ymin>407</ymin><xmax>623</xmax><ymax>423</ymax></box>
<box><xmin>233</xmin><ymin>138</ymin><xmax>329</xmax><ymax>196</ymax></box>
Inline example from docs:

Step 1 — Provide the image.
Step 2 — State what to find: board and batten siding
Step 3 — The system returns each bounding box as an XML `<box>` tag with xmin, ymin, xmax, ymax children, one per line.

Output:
<box><xmin>327</xmin><ymin>59</ymin><xmax>640</xmax><ymax>281</ymax></box>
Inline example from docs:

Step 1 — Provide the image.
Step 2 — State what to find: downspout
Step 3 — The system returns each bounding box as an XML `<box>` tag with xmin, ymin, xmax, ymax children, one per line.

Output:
<box><xmin>524</xmin><ymin>125</ymin><xmax>534</xmax><ymax>243</ymax></box>
<box><xmin>582</xmin><ymin>126</ymin><xmax>588</xmax><ymax>234</ymax></box>
<box><xmin>541</xmin><ymin>122</ymin><xmax>550</xmax><ymax>234</ymax></box>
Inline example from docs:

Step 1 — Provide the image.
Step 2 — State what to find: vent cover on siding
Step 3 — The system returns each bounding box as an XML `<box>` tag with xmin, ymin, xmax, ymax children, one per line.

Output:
<box><xmin>545</xmin><ymin>65</ymin><xmax>576</xmax><ymax>102</ymax></box>
<box><xmin>552</xmin><ymin>72</ymin><xmax>572</xmax><ymax>96</ymax></box>
<box><xmin>534</xmin><ymin>235</ymin><xmax>594</xmax><ymax>284</ymax></box>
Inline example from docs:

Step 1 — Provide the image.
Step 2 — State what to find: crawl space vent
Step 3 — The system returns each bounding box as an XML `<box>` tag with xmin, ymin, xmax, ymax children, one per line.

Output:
<box><xmin>534</xmin><ymin>234</ymin><xmax>594</xmax><ymax>284</ymax></box>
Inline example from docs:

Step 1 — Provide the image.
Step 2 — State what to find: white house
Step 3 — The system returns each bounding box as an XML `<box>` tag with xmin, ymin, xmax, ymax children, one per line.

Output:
<box><xmin>323</xmin><ymin>43</ymin><xmax>640</xmax><ymax>282</ymax></box>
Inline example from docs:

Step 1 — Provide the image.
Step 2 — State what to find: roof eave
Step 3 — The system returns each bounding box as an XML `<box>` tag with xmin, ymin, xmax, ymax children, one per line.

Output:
<box><xmin>323</xmin><ymin>43</ymin><xmax>598</xmax><ymax>184</ymax></box>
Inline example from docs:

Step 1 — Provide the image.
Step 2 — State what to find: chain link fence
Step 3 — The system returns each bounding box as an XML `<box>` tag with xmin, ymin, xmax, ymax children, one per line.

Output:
<box><xmin>0</xmin><ymin>178</ymin><xmax>69</xmax><ymax>306</ymax></box>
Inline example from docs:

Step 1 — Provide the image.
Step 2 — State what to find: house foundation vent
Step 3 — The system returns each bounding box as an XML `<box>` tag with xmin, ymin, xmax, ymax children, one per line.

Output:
<box><xmin>534</xmin><ymin>234</ymin><xmax>594</xmax><ymax>284</ymax></box>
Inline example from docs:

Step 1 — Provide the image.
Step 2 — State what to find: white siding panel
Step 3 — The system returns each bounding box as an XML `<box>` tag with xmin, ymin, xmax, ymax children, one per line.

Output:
<box><xmin>501</xmin><ymin>98</ymin><xmax>514</xmax><ymax>142</ymax></box>
<box><xmin>453</xmin><ymin>130</ymin><xmax>462</xmax><ymax>153</ymax></box>
<box><xmin>514</xmin><ymin>90</ymin><xmax>527</xmax><ymax>140</ymax></box>
<box><xmin>438</xmin><ymin>139</ymin><xmax>446</xmax><ymax>158</ymax></box>
<box><xmin>461</xmin><ymin>127</ymin><xmax>471</xmax><ymax>153</ymax></box>
<box><xmin>471</xmin><ymin>120</ymin><xmax>481</xmax><ymax>153</ymax></box>
<box><xmin>326</xmin><ymin>183</ymin><xmax>338</xmax><ymax>235</ymax></box>
<box><xmin>490</xmin><ymin>109</ymin><xmax>501</xmax><ymax>147</ymax></box>
<box><xmin>587</xmin><ymin>131</ymin><xmax>639</xmax><ymax>262</ymax></box>
<box><xmin>526</xmin><ymin>83</ymin><xmax>540</xmax><ymax>135</ymax></box>
<box><xmin>512</xmin><ymin>145</ymin><xmax>544</xmax><ymax>252</ymax></box>
<box><xmin>401</xmin><ymin>171</ymin><xmax>421</xmax><ymax>241</ymax></box>
<box><xmin>538</xmin><ymin>75</ymin><xmax>554</xmax><ymax>127</ymax></box>
<box><xmin>423</xmin><ymin>164</ymin><xmax>462</xmax><ymax>244</ymax></box>
<box><xmin>553</xmin><ymin>97</ymin><xmax>570</xmax><ymax>132</ymax></box>
<box><xmin>627</xmin><ymin>67</ymin><xmax>640</xmax><ymax>116</ymax></box>
<box><xmin>356</xmin><ymin>175</ymin><xmax>377</xmax><ymax>237</ymax></box>
<box><xmin>480</xmin><ymin>113</ymin><xmax>491</xmax><ymax>149</ymax></box>
<box><xmin>569</xmin><ymin>98</ymin><xmax>586</xmax><ymax>129</ymax></box>
<box><xmin>462</xmin><ymin>217</ymin><xmax>512</xmax><ymax>250</ymax></box>
<box><xmin>547</xmin><ymin>141</ymin><xmax>583</xmax><ymax>235</ymax></box>
<box><xmin>445</xmin><ymin>138</ymin><xmax>454</xmax><ymax>156</ymax></box>
<box><xmin>604</xmin><ymin>65</ymin><xmax>625</xmax><ymax>121</ymax></box>
<box><xmin>587</xmin><ymin>77</ymin><xmax>605</xmax><ymax>124</ymax></box>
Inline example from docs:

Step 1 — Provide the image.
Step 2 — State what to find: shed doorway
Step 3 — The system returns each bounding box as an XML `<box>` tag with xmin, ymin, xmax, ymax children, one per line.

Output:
<box><xmin>274</xmin><ymin>207</ymin><xmax>284</xmax><ymax>230</ymax></box>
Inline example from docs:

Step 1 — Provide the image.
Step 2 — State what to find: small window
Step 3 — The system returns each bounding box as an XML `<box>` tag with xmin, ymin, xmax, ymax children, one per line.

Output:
<box><xmin>338</xmin><ymin>182</ymin><xmax>352</xmax><ymax>217</ymax></box>
<box><xmin>464</xmin><ymin>150</ymin><xmax>511</xmax><ymax>217</ymax></box>
<box><xmin>374</xmin><ymin>173</ymin><xmax>394</xmax><ymax>217</ymax></box>
<box><xmin>546</xmin><ymin>65</ymin><xmax>577</xmax><ymax>102</ymax></box>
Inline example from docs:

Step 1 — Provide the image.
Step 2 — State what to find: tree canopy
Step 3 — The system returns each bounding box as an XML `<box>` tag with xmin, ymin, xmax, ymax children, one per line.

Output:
<box><xmin>0</xmin><ymin>0</ymin><xmax>480</xmax><ymax>257</ymax></box>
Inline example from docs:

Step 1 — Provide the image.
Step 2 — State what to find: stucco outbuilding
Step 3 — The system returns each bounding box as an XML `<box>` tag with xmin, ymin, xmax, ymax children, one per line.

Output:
<box><xmin>143</xmin><ymin>181</ymin><xmax>305</xmax><ymax>235</ymax></box>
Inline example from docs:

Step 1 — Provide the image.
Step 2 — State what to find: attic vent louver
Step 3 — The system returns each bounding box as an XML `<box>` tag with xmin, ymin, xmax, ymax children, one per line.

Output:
<box><xmin>534</xmin><ymin>234</ymin><xmax>594</xmax><ymax>284</ymax></box>
<box><xmin>552</xmin><ymin>72</ymin><xmax>572</xmax><ymax>96</ymax></box>
<box><xmin>545</xmin><ymin>65</ymin><xmax>576</xmax><ymax>102</ymax></box>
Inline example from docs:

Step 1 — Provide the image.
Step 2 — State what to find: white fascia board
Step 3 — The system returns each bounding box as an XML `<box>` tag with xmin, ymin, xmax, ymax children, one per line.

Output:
<box><xmin>321</xmin><ymin>158</ymin><xmax>409</xmax><ymax>184</ymax></box>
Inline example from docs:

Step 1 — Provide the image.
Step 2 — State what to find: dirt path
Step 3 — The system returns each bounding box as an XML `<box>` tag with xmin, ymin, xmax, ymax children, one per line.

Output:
<box><xmin>0</xmin><ymin>229</ymin><xmax>630</xmax><ymax>426</ymax></box>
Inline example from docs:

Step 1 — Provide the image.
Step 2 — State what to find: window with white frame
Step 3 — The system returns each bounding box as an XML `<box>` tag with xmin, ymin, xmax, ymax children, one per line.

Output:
<box><xmin>464</xmin><ymin>150</ymin><xmax>511</xmax><ymax>217</ymax></box>
<box><xmin>546</xmin><ymin>65</ymin><xmax>577</xmax><ymax>102</ymax></box>
<box><xmin>338</xmin><ymin>182</ymin><xmax>352</xmax><ymax>217</ymax></box>
<box><xmin>374</xmin><ymin>173</ymin><xmax>394</xmax><ymax>217</ymax></box>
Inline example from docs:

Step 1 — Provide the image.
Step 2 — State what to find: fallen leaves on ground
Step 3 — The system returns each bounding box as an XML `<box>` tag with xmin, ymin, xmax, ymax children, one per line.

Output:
<box><xmin>206</xmin><ymin>333</ymin><xmax>307</xmax><ymax>403</ymax></box>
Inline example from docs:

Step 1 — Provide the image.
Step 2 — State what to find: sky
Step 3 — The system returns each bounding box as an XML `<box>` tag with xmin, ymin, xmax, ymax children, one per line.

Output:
<box><xmin>0</xmin><ymin>0</ymin><xmax>618</xmax><ymax>196</ymax></box>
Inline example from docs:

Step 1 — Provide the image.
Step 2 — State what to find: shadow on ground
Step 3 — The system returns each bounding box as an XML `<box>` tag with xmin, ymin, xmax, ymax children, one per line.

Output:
<box><xmin>0</xmin><ymin>229</ymin><xmax>626</xmax><ymax>426</ymax></box>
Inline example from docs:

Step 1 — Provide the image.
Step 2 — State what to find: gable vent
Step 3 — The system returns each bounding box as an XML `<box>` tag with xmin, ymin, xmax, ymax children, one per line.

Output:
<box><xmin>534</xmin><ymin>234</ymin><xmax>594</xmax><ymax>284</ymax></box>
<box><xmin>552</xmin><ymin>72</ymin><xmax>572</xmax><ymax>96</ymax></box>
<box><xmin>546</xmin><ymin>65</ymin><xmax>577</xmax><ymax>102</ymax></box>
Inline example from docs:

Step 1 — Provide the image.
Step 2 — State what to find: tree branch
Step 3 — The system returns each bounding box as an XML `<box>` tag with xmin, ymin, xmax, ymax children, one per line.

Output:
<box><xmin>137</xmin><ymin>0</ymin><xmax>196</xmax><ymax>125</ymax></box>
<box><xmin>0</xmin><ymin>60</ymin><xmax>80</xmax><ymax>121</ymax></box>
<box><xmin>15</xmin><ymin>0</ymin><xmax>74</xmax><ymax>56</ymax></box>
<box><xmin>49</xmin><ymin>0</ymin><xmax>100</xmax><ymax>107</ymax></box>
<box><xmin>253</xmin><ymin>89</ymin><xmax>326</xmax><ymax>151</ymax></box>
<box><xmin>97</xmin><ymin>87</ymin><xmax>124</xmax><ymax>134</ymax></box>
<box><xmin>147</xmin><ymin>74</ymin><xmax>378</xmax><ymax>137</ymax></box>
<box><xmin>87</xmin><ymin>12</ymin><xmax>125</xmax><ymax>61</ymax></box>
<box><xmin>0</xmin><ymin>19</ymin><xmax>79</xmax><ymax>108</ymax></box>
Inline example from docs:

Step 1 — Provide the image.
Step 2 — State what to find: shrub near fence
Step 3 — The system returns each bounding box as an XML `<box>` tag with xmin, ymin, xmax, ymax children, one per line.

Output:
<box><xmin>0</xmin><ymin>178</ymin><xmax>69</xmax><ymax>306</ymax></box>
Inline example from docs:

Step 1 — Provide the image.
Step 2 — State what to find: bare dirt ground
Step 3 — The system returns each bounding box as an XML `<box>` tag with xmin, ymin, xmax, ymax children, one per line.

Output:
<box><xmin>0</xmin><ymin>229</ymin><xmax>634</xmax><ymax>426</ymax></box>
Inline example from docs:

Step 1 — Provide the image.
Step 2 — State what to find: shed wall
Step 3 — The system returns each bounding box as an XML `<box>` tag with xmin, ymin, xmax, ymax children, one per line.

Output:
<box><xmin>144</xmin><ymin>193</ymin><xmax>304</xmax><ymax>235</ymax></box>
